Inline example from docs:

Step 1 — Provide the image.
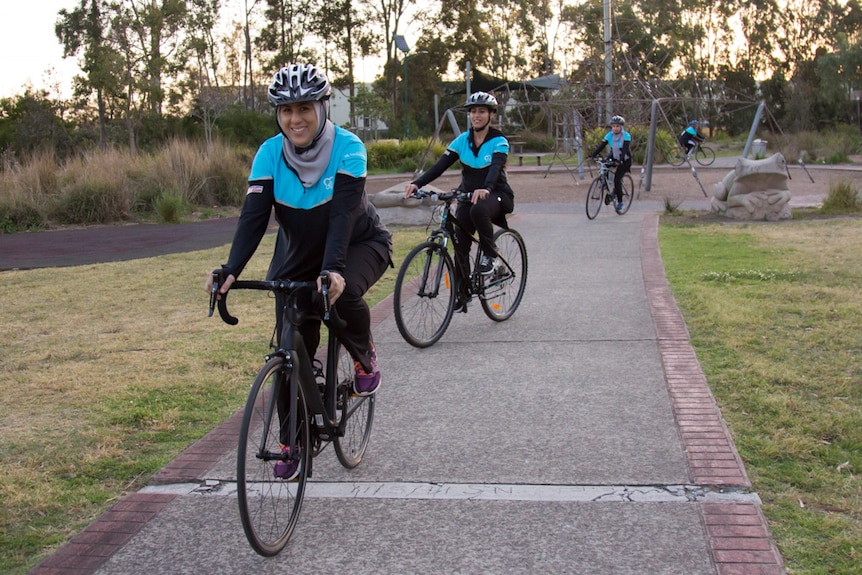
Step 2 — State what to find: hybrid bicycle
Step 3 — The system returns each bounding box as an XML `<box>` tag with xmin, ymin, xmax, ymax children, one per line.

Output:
<box><xmin>209</xmin><ymin>271</ymin><xmax>375</xmax><ymax>556</ymax></box>
<box><xmin>393</xmin><ymin>189</ymin><xmax>528</xmax><ymax>348</ymax></box>
<box><xmin>585</xmin><ymin>157</ymin><xmax>634</xmax><ymax>219</ymax></box>
<box><xmin>668</xmin><ymin>142</ymin><xmax>716</xmax><ymax>166</ymax></box>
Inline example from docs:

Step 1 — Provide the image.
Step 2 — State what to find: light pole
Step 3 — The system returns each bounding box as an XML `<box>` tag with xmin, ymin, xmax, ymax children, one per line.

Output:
<box><xmin>402</xmin><ymin>51</ymin><xmax>427</xmax><ymax>140</ymax></box>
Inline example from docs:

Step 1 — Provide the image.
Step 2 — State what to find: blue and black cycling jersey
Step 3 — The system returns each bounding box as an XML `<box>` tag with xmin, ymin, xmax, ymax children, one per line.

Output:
<box><xmin>223</xmin><ymin>125</ymin><xmax>391</xmax><ymax>282</ymax></box>
<box><xmin>412</xmin><ymin>127</ymin><xmax>514</xmax><ymax>201</ymax></box>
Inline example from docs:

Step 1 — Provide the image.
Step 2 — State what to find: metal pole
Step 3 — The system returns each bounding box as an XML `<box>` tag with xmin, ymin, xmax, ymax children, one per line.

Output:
<box><xmin>742</xmin><ymin>101</ymin><xmax>766</xmax><ymax>158</ymax></box>
<box><xmin>403</xmin><ymin>57</ymin><xmax>409</xmax><ymax>140</ymax></box>
<box><xmin>645</xmin><ymin>99</ymin><xmax>659</xmax><ymax>192</ymax></box>
<box><xmin>603</xmin><ymin>0</ymin><xmax>613</xmax><ymax>121</ymax></box>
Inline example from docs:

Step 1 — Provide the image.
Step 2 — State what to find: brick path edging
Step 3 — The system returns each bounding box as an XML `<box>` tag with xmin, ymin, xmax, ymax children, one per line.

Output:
<box><xmin>641</xmin><ymin>213</ymin><xmax>786</xmax><ymax>575</ymax></box>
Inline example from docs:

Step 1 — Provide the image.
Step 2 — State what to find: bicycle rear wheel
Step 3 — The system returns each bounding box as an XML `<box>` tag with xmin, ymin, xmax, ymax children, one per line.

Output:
<box><xmin>393</xmin><ymin>241</ymin><xmax>456</xmax><ymax>348</ymax></box>
<box><xmin>237</xmin><ymin>355</ymin><xmax>310</xmax><ymax>556</ymax></box>
<box><xmin>333</xmin><ymin>340</ymin><xmax>375</xmax><ymax>468</ymax></box>
<box><xmin>480</xmin><ymin>229</ymin><xmax>528</xmax><ymax>321</ymax></box>
<box><xmin>615</xmin><ymin>174</ymin><xmax>635</xmax><ymax>215</ymax></box>
<box><xmin>585</xmin><ymin>176</ymin><xmax>604</xmax><ymax>220</ymax></box>
<box><xmin>668</xmin><ymin>149</ymin><xmax>686</xmax><ymax>167</ymax></box>
<box><xmin>695</xmin><ymin>145</ymin><xmax>715</xmax><ymax>166</ymax></box>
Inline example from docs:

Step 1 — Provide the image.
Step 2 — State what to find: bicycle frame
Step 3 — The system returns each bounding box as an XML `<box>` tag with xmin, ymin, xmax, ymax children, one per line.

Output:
<box><xmin>418</xmin><ymin>189</ymin><xmax>516</xmax><ymax>296</ymax></box>
<box><xmin>210</xmin><ymin>277</ymin><xmax>350</xmax><ymax>465</ymax></box>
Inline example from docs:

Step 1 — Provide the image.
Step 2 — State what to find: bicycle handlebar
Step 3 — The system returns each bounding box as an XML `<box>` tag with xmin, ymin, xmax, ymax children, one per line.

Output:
<box><xmin>208</xmin><ymin>270</ymin><xmax>345</xmax><ymax>329</ymax></box>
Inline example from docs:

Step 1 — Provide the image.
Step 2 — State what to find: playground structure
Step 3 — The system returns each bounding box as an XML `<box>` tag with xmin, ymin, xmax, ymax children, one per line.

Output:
<box><xmin>417</xmin><ymin>68</ymin><xmax>811</xmax><ymax>197</ymax></box>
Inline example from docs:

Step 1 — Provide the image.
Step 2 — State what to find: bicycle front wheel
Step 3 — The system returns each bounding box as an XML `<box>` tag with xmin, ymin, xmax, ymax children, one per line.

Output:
<box><xmin>393</xmin><ymin>241</ymin><xmax>456</xmax><ymax>348</ymax></box>
<box><xmin>480</xmin><ymin>229</ymin><xmax>528</xmax><ymax>321</ymax></box>
<box><xmin>616</xmin><ymin>174</ymin><xmax>635</xmax><ymax>215</ymax></box>
<box><xmin>585</xmin><ymin>177</ymin><xmax>604</xmax><ymax>220</ymax></box>
<box><xmin>695</xmin><ymin>145</ymin><xmax>715</xmax><ymax>166</ymax></box>
<box><xmin>333</xmin><ymin>340</ymin><xmax>375</xmax><ymax>468</ymax></box>
<box><xmin>237</xmin><ymin>356</ymin><xmax>310</xmax><ymax>556</ymax></box>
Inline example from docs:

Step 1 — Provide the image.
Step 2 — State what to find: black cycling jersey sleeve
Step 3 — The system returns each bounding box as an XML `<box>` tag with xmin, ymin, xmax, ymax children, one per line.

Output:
<box><xmin>412</xmin><ymin>149</ymin><xmax>460</xmax><ymax>188</ymax></box>
<box><xmin>484</xmin><ymin>151</ymin><xmax>508</xmax><ymax>190</ymax></box>
<box><xmin>321</xmin><ymin>173</ymin><xmax>365</xmax><ymax>274</ymax></box>
<box><xmin>223</xmin><ymin>178</ymin><xmax>275</xmax><ymax>278</ymax></box>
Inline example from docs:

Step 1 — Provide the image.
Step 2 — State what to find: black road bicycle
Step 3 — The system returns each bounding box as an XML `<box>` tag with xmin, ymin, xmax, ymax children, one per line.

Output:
<box><xmin>585</xmin><ymin>157</ymin><xmax>635</xmax><ymax>220</ymax></box>
<box><xmin>393</xmin><ymin>189</ymin><xmax>528</xmax><ymax>348</ymax></box>
<box><xmin>668</xmin><ymin>141</ymin><xmax>716</xmax><ymax>166</ymax></box>
<box><xmin>209</xmin><ymin>271</ymin><xmax>374</xmax><ymax>556</ymax></box>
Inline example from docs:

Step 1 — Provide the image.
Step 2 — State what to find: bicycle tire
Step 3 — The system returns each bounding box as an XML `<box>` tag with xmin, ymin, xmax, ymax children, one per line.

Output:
<box><xmin>668</xmin><ymin>149</ymin><xmax>686</xmax><ymax>167</ymax></box>
<box><xmin>237</xmin><ymin>355</ymin><xmax>310</xmax><ymax>556</ymax></box>
<box><xmin>480</xmin><ymin>229</ymin><xmax>528</xmax><ymax>321</ymax></box>
<box><xmin>695</xmin><ymin>145</ymin><xmax>715</xmax><ymax>166</ymax></box>
<box><xmin>393</xmin><ymin>241</ymin><xmax>456</xmax><ymax>348</ymax></box>
<box><xmin>585</xmin><ymin>176</ymin><xmax>604</xmax><ymax>220</ymax></box>
<box><xmin>616</xmin><ymin>174</ymin><xmax>635</xmax><ymax>215</ymax></box>
<box><xmin>333</xmin><ymin>340</ymin><xmax>375</xmax><ymax>468</ymax></box>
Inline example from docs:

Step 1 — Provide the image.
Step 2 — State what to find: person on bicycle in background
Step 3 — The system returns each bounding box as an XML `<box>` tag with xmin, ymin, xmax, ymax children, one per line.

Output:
<box><xmin>206</xmin><ymin>63</ymin><xmax>392</xmax><ymax>408</ymax></box>
<box><xmin>679</xmin><ymin>120</ymin><xmax>705</xmax><ymax>157</ymax></box>
<box><xmin>589</xmin><ymin>115</ymin><xmax>632</xmax><ymax>213</ymax></box>
<box><xmin>403</xmin><ymin>91</ymin><xmax>514</xmax><ymax>312</ymax></box>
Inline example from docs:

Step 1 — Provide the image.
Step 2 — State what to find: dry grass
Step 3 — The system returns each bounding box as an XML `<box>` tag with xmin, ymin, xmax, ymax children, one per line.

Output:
<box><xmin>0</xmin><ymin>225</ymin><xmax>429</xmax><ymax>574</ymax></box>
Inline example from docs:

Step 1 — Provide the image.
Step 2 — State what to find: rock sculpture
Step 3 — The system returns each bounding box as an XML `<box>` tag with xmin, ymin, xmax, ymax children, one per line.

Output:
<box><xmin>368</xmin><ymin>184</ymin><xmax>442</xmax><ymax>227</ymax></box>
<box><xmin>711</xmin><ymin>153</ymin><xmax>792</xmax><ymax>220</ymax></box>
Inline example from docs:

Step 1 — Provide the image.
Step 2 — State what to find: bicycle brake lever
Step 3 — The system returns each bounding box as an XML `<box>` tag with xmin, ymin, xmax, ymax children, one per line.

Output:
<box><xmin>208</xmin><ymin>271</ymin><xmax>219</xmax><ymax>317</ymax></box>
<box><xmin>319</xmin><ymin>273</ymin><xmax>331</xmax><ymax>321</ymax></box>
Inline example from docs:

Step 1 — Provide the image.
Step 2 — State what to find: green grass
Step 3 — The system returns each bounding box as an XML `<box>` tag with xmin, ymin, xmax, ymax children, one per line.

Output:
<box><xmin>659</xmin><ymin>218</ymin><xmax>862</xmax><ymax>575</ymax></box>
<box><xmin>0</xmin><ymin>226</ymin><xmax>429</xmax><ymax>575</ymax></box>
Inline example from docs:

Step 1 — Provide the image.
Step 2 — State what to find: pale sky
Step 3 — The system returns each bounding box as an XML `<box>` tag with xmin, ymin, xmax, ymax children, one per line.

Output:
<box><xmin>0</xmin><ymin>1</ymin><xmax>82</xmax><ymax>98</ymax></box>
<box><xmin>1</xmin><ymin>1</ymin><xmax>389</xmax><ymax>100</ymax></box>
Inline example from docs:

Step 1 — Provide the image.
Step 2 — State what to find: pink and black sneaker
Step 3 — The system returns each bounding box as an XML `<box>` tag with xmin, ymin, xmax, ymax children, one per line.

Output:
<box><xmin>353</xmin><ymin>345</ymin><xmax>381</xmax><ymax>396</ymax></box>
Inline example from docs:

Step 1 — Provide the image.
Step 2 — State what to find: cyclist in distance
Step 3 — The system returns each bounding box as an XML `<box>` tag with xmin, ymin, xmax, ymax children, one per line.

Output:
<box><xmin>679</xmin><ymin>119</ymin><xmax>705</xmax><ymax>157</ymax></box>
<box><xmin>589</xmin><ymin>115</ymin><xmax>632</xmax><ymax>213</ymax></box>
<box><xmin>404</xmin><ymin>91</ymin><xmax>514</xmax><ymax>312</ymax></box>
<box><xmin>206</xmin><ymin>63</ymin><xmax>392</xmax><ymax>408</ymax></box>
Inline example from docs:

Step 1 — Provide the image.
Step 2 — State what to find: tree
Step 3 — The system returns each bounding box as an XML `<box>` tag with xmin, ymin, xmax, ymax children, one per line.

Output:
<box><xmin>56</xmin><ymin>0</ymin><xmax>122</xmax><ymax>149</ymax></box>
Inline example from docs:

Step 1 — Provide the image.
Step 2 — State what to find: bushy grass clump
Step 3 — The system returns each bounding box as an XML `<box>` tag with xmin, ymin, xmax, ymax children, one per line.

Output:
<box><xmin>819</xmin><ymin>180</ymin><xmax>861</xmax><ymax>213</ymax></box>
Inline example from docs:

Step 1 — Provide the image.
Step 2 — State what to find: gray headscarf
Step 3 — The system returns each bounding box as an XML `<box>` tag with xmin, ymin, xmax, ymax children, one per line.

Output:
<box><xmin>278</xmin><ymin>100</ymin><xmax>335</xmax><ymax>188</ymax></box>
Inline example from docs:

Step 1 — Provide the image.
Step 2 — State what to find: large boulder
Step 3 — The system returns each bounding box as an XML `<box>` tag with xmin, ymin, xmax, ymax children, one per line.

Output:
<box><xmin>369</xmin><ymin>183</ymin><xmax>446</xmax><ymax>227</ymax></box>
<box><xmin>711</xmin><ymin>153</ymin><xmax>792</xmax><ymax>221</ymax></box>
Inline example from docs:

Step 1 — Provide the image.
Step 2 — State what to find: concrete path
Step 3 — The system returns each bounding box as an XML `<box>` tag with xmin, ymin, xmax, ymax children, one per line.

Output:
<box><xmin>27</xmin><ymin>203</ymin><xmax>785</xmax><ymax>575</ymax></box>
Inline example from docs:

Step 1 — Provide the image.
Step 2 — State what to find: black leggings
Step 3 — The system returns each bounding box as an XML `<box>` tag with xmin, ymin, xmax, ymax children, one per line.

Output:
<box><xmin>276</xmin><ymin>242</ymin><xmax>390</xmax><ymax>373</ymax></box>
<box><xmin>613</xmin><ymin>160</ymin><xmax>631</xmax><ymax>202</ymax></box>
<box><xmin>454</xmin><ymin>191</ymin><xmax>512</xmax><ymax>261</ymax></box>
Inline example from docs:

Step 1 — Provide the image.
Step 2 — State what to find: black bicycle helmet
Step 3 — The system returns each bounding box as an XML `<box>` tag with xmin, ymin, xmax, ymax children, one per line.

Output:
<box><xmin>465</xmin><ymin>91</ymin><xmax>498</xmax><ymax>112</ymax></box>
<box><xmin>610</xmin><ymin>115</ymin><xmax>625</xmax><ymax>125</ymax></box>
<box><xmin>268</xmin><ymin>64</ymin><xmax>332</xmax><ymax>107</ymax></box>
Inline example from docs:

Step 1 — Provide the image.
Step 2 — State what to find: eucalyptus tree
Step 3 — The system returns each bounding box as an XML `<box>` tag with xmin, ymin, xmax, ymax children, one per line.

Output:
<box><xmin>368</xmin><ymin>0</ymin><xmax>416</xmax><ymax>120</ymax></box>
<box><xmin>181</xmin><ymin>0</ymin><xmax>228</xmax><ymax>151</ymax></box>
<box><xmin>124</xmin><ymin>0</ymin><xmax>189</xmax><ymax>116</ymax></box>
<box><xmin>312</xmin><ymin>0</ymin><xmax>380</xmax><ymax>126</ymax></box>
<box><xmin>55</xmin><ymin>0</ymin><xmax>123</xmax><ymax>149</ymax></box>
<box><xmin>256</xmin><ymin>0</ymin><xmax>320</xmax><ymax>74</ymax></box>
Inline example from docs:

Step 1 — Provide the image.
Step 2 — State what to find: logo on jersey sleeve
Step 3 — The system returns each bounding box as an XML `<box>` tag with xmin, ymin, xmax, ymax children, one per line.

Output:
<box><xmin>323</xmin><ymin>176</ymin><xmax>334</xmax><ymax>190</ymax></box>
<box><xmin>247</xmin><ymin>185</ymin><xmax>264</xmax><ymax>195</ymax></box>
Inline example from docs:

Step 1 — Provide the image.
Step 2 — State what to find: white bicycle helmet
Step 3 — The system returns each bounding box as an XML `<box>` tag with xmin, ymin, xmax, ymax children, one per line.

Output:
<box><xmin>268</xmin><ymin>64</ymin><xmax>332</xmax><ymax>107</ymax></box>
<box><xmin>610</xmin><ymin>115</ymin><xmax>625</xmax><ymax>125</ymax></box>
<box><xmin>465</xmin><ymin>91</ymin><xmax>498</xmax><ymax>112</ymax></box>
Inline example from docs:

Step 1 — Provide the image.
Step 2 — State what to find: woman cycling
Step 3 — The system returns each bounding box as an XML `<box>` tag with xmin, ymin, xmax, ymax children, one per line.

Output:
<box><xmin>404</xmin><ymin>91</ymin><xmax>514</xmax><ymax>312</ymax></box>
<box><xmin>589</xmin><ymin>115</ymin><xmax>632</xmax><ymax>213</ymax></box>
<box><xmin>207</xmin><ymin>63</ymin><xmax>392</xmax><ymax>402</ymax></box>
<box><xmin>678</xmin><ymin>120</ymin><xmax>705</xmax><ymax>157</ymax></box>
